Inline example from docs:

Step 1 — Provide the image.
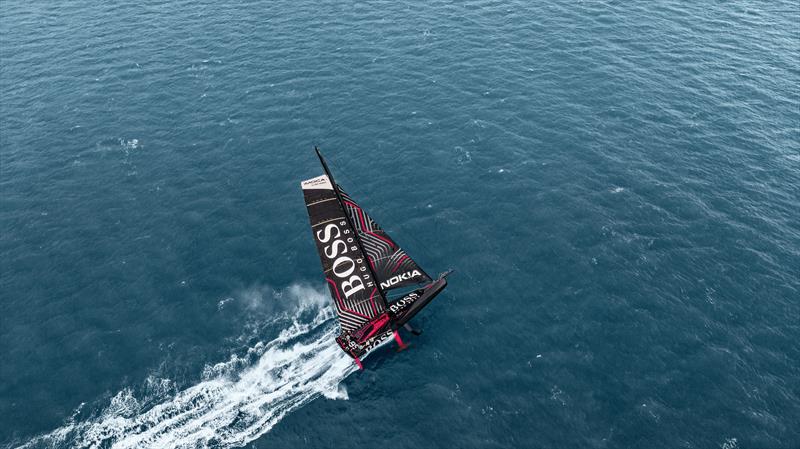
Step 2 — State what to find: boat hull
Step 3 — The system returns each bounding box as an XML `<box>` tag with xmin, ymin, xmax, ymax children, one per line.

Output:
<box><xmin>335</xmin><ymin>276</ymin><xmax>448</xmax><ymax>360</ymax></box>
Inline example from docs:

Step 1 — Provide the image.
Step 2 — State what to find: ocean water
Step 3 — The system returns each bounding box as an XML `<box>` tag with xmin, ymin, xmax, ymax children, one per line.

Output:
<box><xmin>1</xmin><ymin>0</ymin><xmax>799</xmax><ymax>448</ymax></box>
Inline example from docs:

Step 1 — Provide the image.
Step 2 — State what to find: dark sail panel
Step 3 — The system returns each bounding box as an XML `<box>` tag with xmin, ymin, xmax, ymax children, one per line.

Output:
<box><xmin>302</xmin><ymin>175</ymin><xmax>387</xmax><ymax>332</ymax></box>
<box><xmin>338</xmin><ymin>187</ymin><xmax>432</xmax><ymax>291</ymax></box>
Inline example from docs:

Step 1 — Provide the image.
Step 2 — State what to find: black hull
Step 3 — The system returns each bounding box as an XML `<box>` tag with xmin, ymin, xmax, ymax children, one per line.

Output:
<box><xmin>391</xmin><ymin>277</ymin><xmax>447</xmax><ymax>329</ymax></box>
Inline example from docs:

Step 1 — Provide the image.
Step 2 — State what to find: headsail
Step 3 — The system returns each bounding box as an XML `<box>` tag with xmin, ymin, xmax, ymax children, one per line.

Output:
<box><xmin>301</xmin><ymin>174</ymin><xmax>387</xmax><ymax>332</ymax></box>
<box><xmin>338</xmin><ymin>187</ymin><xmax>433</xmax><ymax>292</ymax></box>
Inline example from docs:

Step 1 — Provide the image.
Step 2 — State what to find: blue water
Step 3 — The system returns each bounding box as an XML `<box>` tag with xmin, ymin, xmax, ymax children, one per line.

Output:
<box><xmin>2</xmin><ymin>1</ymin><xmax>799</xmax><ymax>448</ymax></box>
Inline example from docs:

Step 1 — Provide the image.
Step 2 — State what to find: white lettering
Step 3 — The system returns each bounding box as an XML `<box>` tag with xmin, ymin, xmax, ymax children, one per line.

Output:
<box><xmin>332</xmin><ymin>256</ymin><xmax>356</xmax><ymax>278</ymax></box>
<box><xmin>324</xmin><ymin>240</ymin><xmax>347</xmax><ymax>258</ymax></box>
<box><xmin>379</xmin><ymin>270</ymin><xmax>421</xmax><ymax>289</ymax></box>
<box><xmin>342</xmin><ymin>276</ymin><xmax>365</xmax><ymax>298</ymax></box>
<box><xmin>316</xmin><ymin>222</ymin><xmax>372</xmax><ymax>301</ymax></box>
<box><xmin>389</xmin><ymin>292</ymin><xmax>419</xmax><ymax>313</ymax></box>
<box><xmin>316</xmin><ymin>224</ymin><xmax>340</xmax><ymax>243</ymax></box>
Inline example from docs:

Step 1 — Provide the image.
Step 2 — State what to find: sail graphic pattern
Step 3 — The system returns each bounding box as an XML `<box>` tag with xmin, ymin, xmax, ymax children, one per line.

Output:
<box><xmin>338</xmin><ymin>187</ymin><xmax>432</xmax><ymax>291</ymax></box>
<box><xmin>301</xmin><ymin>175</ymin><xmax>387</xmax><ymax>332</ymax></box>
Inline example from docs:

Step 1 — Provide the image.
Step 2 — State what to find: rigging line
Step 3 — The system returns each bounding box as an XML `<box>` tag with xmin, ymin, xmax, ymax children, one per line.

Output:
<box><xmin>363</xmin><ymin>253</ymin><xmax>406</xmax><ymax>263</ymax></box>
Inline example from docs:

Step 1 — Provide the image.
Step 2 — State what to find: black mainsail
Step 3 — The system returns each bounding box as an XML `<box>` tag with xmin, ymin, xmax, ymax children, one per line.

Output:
<box><xmin>301</xmin><ymin>167</ymin><xmax>387</xmax><ymax>333</ymax></box>
<box><xmin>301</xmin><ymin>148</ymin><xmax>450</xmax><ymax>366</ymax></box>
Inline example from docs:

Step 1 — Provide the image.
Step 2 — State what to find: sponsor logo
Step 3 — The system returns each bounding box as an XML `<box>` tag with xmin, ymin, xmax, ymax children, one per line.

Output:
<box><xmin>380</xmin><ymin>270</ymin><xmax>421</xmax><ymax>289</ymax></box>
<box><xmin>389</xmin><ymin>292</ymin><xmax>419</xmax><ymax>313</ymax></box>
<box><xmin>317</xmin><ymin>222</ymin><xmax>369</xmax><ymax>299</ymax></box>
<box><xmin>302</xmin><ymin>175</ymin><xmax>332</xmax><ymax>190</ymax></box>
<box><xmin>342</xmin><ymin>330</ymin><xmax>392</xmax><ymax>353</ymax></box>
<box><xmin>362</xmin><ymin>330</ymin><xmax>393</xmax><ymax>351</ymax></box>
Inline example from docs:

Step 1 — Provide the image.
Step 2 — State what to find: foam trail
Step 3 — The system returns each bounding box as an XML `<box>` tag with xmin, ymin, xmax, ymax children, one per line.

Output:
<box><xmin>18</xmin><ymin>291</ymin><xmax>357</xmax><ymax>449</ymax></box>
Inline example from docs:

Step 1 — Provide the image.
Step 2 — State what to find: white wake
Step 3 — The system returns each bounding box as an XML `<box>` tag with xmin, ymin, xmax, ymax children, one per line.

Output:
<box><xmin>18</xmin><ymin>285</ymin><xmax>357</xmax><ymax>449</ymax></box>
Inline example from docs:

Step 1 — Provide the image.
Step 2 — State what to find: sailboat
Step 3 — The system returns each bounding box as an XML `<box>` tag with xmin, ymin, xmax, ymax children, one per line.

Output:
<box><xmin>301</xmin><ymin>147</ymin><xmax>451</xmax><ymax>369</ymax></box>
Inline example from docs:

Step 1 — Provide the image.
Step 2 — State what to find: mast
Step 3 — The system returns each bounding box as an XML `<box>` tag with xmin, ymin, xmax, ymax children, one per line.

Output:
<box><xmin>314</xmin><ymin>147</ymin><xmax>387</xmax><ymax>301</ymax></box>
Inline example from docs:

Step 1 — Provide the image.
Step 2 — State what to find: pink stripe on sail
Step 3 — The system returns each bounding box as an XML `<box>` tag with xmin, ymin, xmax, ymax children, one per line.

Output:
<box><xmin>391</xmin><ymin>254</ymin><xmax>409</xmax><ymax>273</ymax></box>
<box><xmin>366</xmin><ymin>230</ymin><xmax>396</xmax><ymax>249</ymax></box>
<box><xmin>342</xmin><ymin>200</ymin><xmax>368</xmax><ymax>230</ymax></box>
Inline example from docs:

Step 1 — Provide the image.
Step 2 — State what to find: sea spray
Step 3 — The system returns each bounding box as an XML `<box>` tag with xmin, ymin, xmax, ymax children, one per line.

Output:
<box><xmin>18</xmin><ymin>285</ymin><xmax>356</xmax><ymax>449</ymax></box>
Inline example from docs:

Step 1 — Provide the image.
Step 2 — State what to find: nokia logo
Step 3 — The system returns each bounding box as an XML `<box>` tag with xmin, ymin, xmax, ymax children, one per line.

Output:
<box><xmin>301</xmin><ymin>175</ymin><xmax>332</xmax><ymax>190</ymax></box>
<box><xmin>317</xmin><ymin>222</ymin><xmax>368</xmax><ymax>299</ymax></box>
<box><xmin>380</xmin><ymin>270</ymin><xmax>421</xmax><ymax>289</ymax></box>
